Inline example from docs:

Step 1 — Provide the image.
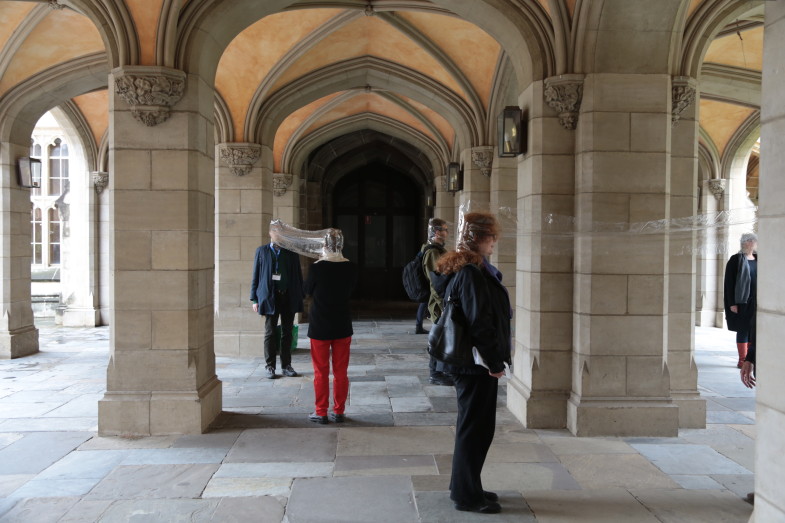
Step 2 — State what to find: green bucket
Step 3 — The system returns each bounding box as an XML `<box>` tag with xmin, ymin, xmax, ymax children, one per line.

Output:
<box><xmin>275</xmin><ymin>324</ymin><xmax>299</xmax><ymax>350</ymax></box>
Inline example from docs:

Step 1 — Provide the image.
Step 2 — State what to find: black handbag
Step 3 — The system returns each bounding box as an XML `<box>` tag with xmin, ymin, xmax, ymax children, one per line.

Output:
<box><xmin>427</xmin><ymin>292</ymin><xmax>474</xmax><ymax>367</ymax></box>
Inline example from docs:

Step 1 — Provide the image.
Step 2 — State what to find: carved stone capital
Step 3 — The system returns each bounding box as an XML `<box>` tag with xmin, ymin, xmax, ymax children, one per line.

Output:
<box><xmin>471</xmin><ymin>147</ymin><xmax>494</xmax><ymax>178</ymax></box>
<box><xmin>92</xmin><ymin>171</ymin><xmax>109</xmax><ymax>194</ymax></box>
<box><xmin>672</xmin><ymin>76</ymin><xmax>697</xmax><ymax>127</ymax></box>
<box><xmin>273</xmin><ymin>173</ymin><xmax>293</xmax><ymax>197</ymax></box>
<box><xmin>218</xmin><ymin>143</ymin><xmax>261</xmax><ymax>176</ymax></box>
<box><xmin>113</xmin><ymin>66</ymin><xmax>186</xmax><ymax>127</ymax></box>
<box><xmin>49</xmin><ymin>0</ymin><xmax>65</xmax><ymax>9</ymax></box>
<box><xmin>708</xmin><ymin>179</ymin><xmax>726</xmax><ymax>201</ymax></box>
<box><xmin>544</xmin><ymin>74</ymin><xmax>584</xmax><ymax>130</ymax></box>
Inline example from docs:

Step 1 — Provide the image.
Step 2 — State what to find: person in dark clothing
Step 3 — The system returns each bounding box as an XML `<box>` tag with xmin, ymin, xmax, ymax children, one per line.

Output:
<box><xmin>250</xmin><ymin>227</ymin><xmax>304</xmax><ymax>379</ymax></box>
<box><xmin>724</xmin><ymin>232</ymin><xmax>758</xmax><ymax>368</ymax></box>
<box><xmin>431</xmin><ymin>212</ymin><xmax>511</xmax><ymax>515</ymax></box>
<box><xmin>304</xmin><ymin>229</ymin><xmax>357</xmax><ymax>424</ymax></box>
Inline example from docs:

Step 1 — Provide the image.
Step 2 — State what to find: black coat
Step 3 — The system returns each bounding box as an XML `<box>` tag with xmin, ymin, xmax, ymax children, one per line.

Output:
<box><xmin>304</xmin><ymin>261</ymin><xmax>357</xmax><ymax>340</ymax></box>
<box><xmin>431</xmin><ymin>262</ymin><xmax>512</xmax><ymax>375</ymax></box>
<box><xmin>723</xmin><ymin>252</ymin><xmax>757</xmax><ymax>333</ymax></box>
<box><xmin>250</xmin><ymin>245</ymin><xmax>304</xmax><ymax>315</ymax></box>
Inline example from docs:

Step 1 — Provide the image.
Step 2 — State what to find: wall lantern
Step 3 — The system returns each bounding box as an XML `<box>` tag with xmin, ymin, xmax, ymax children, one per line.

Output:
<box><xmin>447</xmin><ymin>162</ymin><xmax>462</xmax><ymax>193</ymax></box>
<box><xmin>498</xmin><ymin>106</ymin><xmax>524</xmax><ymax>157</ymax></box>
<box><xmin>17</xmin><ymin>157</ymin><xmax>41</xmax><ymax>188</ymax></box>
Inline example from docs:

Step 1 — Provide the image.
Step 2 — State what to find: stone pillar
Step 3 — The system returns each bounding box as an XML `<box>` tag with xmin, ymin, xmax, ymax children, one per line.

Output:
<box><xmin>753</xmin><ymin>4</ymin><xmax>785</xmax><ymax>519</ymax></box>
<box><xmin>98</xmin><ymin>66</ymin><xmax>221</xmax><ymax>435</ymax></box>
<box><xmin>61</xmin><ymin>167</ymin><xmax>101</xmax><ymax>326</ymax></box>
<box><xmin>569</xmin><ymin>73</ymin><xmax>678</xmax><ymax>437</ymax></box>
<box><xmin>458</xmin><ymin>147</ymin><xmax>491</xmax><ymax>212</ymax></box>
<box><xmin>506</xmin><ymin>80</ymin><xmax>575</xmax><ymax>429</ymax></box>
<box><xmin>0</xmin><ymin>142</ymin><xmax>39</xmax><ymax>358</ymax></box>
<box><xmin>96</xmin><ymin>171</ymin><xmax>111</xmax><ymax>325</ymax></box>
<box><xmin>490</xmin><ymin>156</ymin><xmax>517</xmax><ymax>310</ymax></box>
<box><xmin>214</xmin><ymin>142</ymin><xmax>267</xmax><ymax>357</ymax></box>
<box><xmin>668</xmin><ymin>77</ymin><xmax>705</xmax><ymax>428</ymax></box>
<box><xmin>433</xmin><ymin>174</ymin><xmax>454</xmax><ymax>224</ymax></box>
<box><xmin>697</xmin><ymin>179</ymin><xmax>724</xmax><ymax>327</ymax></box>
<box><xmin>272</xmin><ymin>173</ymin><xmax>297</xmax><ymax>224</ymax></box>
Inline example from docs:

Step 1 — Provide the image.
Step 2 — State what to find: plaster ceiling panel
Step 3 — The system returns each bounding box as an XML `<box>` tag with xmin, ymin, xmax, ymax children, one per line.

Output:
<box><xmin>704</xmin><ymin>26</ymin><xmax>762</xmax><ymax>71</ymax></box>
<box><xmin>273</xmin><ymin>91</ymin><xmax>343</xmax><ymax>171</ymax></box>
<box><xmin>396</xmin><ymin>12</ymin><xmax>501</xmax><ymax>107</ymax></box>
<box><xmin>72</xmin><ymin>89</ymin><xmax>108</xmax><ymax>147</ymax></box>
<box><xmin>126</xmin><ymin>0</ymin><xmax>164</xmax><ymax>66</ymax></box>
<box><xmin>270</xmin><ymin>16</ymin><xmax>464</xmax><ymax>99</ymax></box>
<box><xmin>699</xmin><ymin>99</ymin><xmax>754</xmax><ymax>157</ymax></box>
<box><xmin>216</xmin><ymin>9</ymin><xmax>342</xmax><ymax>140</ymax></box>
<box><xmin>398</xmin><ymin>94</ymin><xmax>455</xmax><ymax>147</ymax></box>
<box><xmin>0</xmin><ymin>2</ymin><xmax>36</xmax><ymax>52</ymax></box>
<box><xmin>0</xmin><ymin>8</ymin><xmax>103</xmax><ymax>96</ymax></box>
<box><xmin>687</xmin><ymin>0</ymin><xmax>705</xmax><ymax>19</ymax></box>
<box><xmin>301</xmin><ymin>93</ymin><xmax>438</xmax><ymax>143</ymax></box>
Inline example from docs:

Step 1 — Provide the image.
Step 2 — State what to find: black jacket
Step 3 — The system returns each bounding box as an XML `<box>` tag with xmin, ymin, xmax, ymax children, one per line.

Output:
<box><xmin>304</xmin><ymin>261</ymin><xmax>357</xmax><ymax>340</ymax></box>
<box><xmin>723</xmin><ymin>252</ymin><xmax>757</xmax><ymax>333</ymax></box>
<box><xmin>250</xmin><ymin>245</ymin><xmax>304</xmax><ymax>315</ymax></box>
<box><xmin>431</xmin><ymin>262</ymin><xmax>512</xmax><ymax>375</ymax></box>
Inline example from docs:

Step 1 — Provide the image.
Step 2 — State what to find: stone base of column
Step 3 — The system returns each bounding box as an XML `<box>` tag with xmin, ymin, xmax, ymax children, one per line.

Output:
<box><xmin>672</xmin><ymin>393</ymin><xmax>706</xmax><ymax>428</ymax></box>
<box><xmin>0</xmin><ymin>326</ymin><xmax>39</xmax><ymax>359</ymax></box>
<box><xmin>567</xmin><ymin>397</ymin><xmax>679</xmax><ymax>437</ymax></box>
<box><xmin>98</xmin><ymin>376</ymin><xmax>222</xmax><ymax>436</ymax></box>
<box><xmin>506</xmin><ymin>376</ymin><xmax>567</xmax><ymax>428</ymax></box>
<box><xmin>62</xmin><ymin>307</ymin><xmax>101</xmax><ymax>327</ymax></box>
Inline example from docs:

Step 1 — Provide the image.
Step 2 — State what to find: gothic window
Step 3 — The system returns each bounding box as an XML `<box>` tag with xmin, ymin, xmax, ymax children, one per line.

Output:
<box><xmin>48</xmin><ymin>138</ymin><xmax>68</xmax><ymax>196</ymax></box>
<box><xmin>48</xmin><ymin>208</ymin><xmax>61</xmax><ymax>265</ymax></box>
<box><xmin>32</xmin><ymin>207</ymin><xmax>42</xmax><ymax>265</ymax></box>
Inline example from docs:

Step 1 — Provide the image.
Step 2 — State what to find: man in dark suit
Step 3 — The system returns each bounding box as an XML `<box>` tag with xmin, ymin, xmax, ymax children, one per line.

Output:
<box><xmin>251</xmin><ymin>229</ymin><xmax>304</xmax><ymax>379</ymax></box>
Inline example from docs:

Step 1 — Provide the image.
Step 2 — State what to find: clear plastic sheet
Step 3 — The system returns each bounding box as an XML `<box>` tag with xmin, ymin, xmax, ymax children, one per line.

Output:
<box><xmin>269</xmin><ymin>220</ymin><xmax>346</xmax><ymax>260</ymax></box>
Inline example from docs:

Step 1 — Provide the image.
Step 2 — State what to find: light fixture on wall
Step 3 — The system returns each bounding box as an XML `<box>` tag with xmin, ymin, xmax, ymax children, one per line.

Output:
<box><xmin>16</xmin><ymin>157</ymin><xmax>41</xmax><ymax>188</ymax></box>
<box><xmin>447</xmin><ymin>162</ymin><xmax>462</xmax><ymax>193</ymax></box>
<box><xmin>498</xmin><ymin>106</ymin><xmax>524</xmax><ymax>157</ymax></box>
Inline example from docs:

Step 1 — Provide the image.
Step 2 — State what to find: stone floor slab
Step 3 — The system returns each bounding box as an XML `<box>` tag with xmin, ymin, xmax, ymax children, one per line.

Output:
<box><xmin>334</xmin><ymin>454</ymin><xmax>437</xmax><ymax>476</ymax></box>
<box><xmin>539</xmin><ymin>435</ymin><xmax>638</xmax><ymax>456</ymax></box>
<box><xmin>525</xmin><ymin>488</ymin><xmax>661</xmax><ymax>522</ymax></box>
<box><xmin>0</xmin><ymin>496</ymin><xmax>79</xmax><ymax>523</ymax></box>
<box><xmin>201</xmin><ymin>476</ymin><xmax>291</xmax><ymax>498</ymax></box>
<box><xmin>631</xmin><ymin>443</ymin><xmax>751</xmax><ymax>475</ymax></box>
<box><xmin>95</xmin><ymin>498</ymin><xmax>216</xmax><ymax>523</ymax></box>
<box><xmin>337</xmin><ymin>426</ymin><xmax>455</xmax><ymax>456</ymax></box>
<box><xmin>287</xmin><ymin>475</ymin><xmax>419</xmax><ymax>523</ymax></box>
<box><xmin>209</xmin><ymin>496</ymin><xmax>286</xmax><ymax>522</ymax></box>
<box><xmin>0</xmin><ymin>432</ymin><xmax>93</xmax><ymax>474</ymax></box>
<box><xmin>415</xmin><ymin>490</ymin><xmax>535</xmax><ymax>523</ymax></box>
<box><xmin>629</xmin><ymin>489</ymin><xmax>753</xmax><ymax>522</ymax></box>
<box><xmin>225</xmin><ymin>428</ymin><xmax>338</xmax><ymax>463</ymax></box>
<box><xmin>391</xmin><ymin>396</ymin><xmax>432</xmax><ymax>413</ymax></box>
<box><xmin>214</xmin><ymin>462</ymin><xmax>334</xmax><ymax>478</ymax></box>
<box><xmin>8</xmin><ymin>477</ymin><xmax>99</xmax><ymax>498</ymax></box>
<box><xmin>119</xmin><ymin>447</ymin><xmax>228</xmax><ymax>465</ymax></box>
<box><xmin>78</xmin><ymin>435</ymin><xmax>178</xmax><ymax>450</ymax></box>
<box><xmin>85</xmin><ymin>464</ymin><xmax>219</xmax><ymax>500</ymax></box>
<box><xmin>560</xmin><ymin>454</ymin><xmax>680</xmax><ymax>490</ymax></box>
<box><xmin>482</xmin><ymin>462</ymin><xmax>582</xmax><ymax>491</ymax></box>
<box><xmin>487</xmin><ymin>442</ymin><xmax>560</xmax><ymax>463</ymax></box>
<box><xmin>670</xmin><ymin>475</ymin><xmax>725</xmax><ymax>489</ymax></box>
<box><xmin>59</xmin><ymin>500</ymin><xmax>114</xmax><ymax>522</ymax></box>
<box><xmin>0</xmin><ymin>475</ymin><xmax>33</xmax><ymax>497</ymax></box>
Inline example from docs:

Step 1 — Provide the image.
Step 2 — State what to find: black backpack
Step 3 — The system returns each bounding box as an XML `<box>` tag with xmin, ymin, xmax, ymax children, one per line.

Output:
<box><xmin>402</xmin><ymin>245</ymin><xmax>438</xmax><ymax>302</ymax></box>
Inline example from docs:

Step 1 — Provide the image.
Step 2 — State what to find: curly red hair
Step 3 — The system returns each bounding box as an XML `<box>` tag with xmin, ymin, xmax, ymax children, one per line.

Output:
<box><xmin>435</xmin><ymin>212</ymin><xmax>500</xmax><ymax>275</ymax></box>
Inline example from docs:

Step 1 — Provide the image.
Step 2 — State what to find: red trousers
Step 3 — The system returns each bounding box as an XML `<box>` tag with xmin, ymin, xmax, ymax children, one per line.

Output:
<box><xmin>310</xmin><ymin>337</ymin><xmax>351</xmax><ymax>416</ymax></box>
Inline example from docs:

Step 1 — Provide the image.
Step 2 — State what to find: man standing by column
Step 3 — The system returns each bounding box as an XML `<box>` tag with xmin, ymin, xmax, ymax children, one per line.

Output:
<box><xmin>251</xmin><ymin>226</ymin><xmax>304</xmax><ymax>379</ymax></box>
<box><xmin>422</xmin><ymin>218</ymin><xmax>452</xmax><ymax>386</ymax></box>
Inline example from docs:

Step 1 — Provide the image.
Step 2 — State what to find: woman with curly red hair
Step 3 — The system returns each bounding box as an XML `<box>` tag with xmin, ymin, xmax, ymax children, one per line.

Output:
<box><xmin>431</xmin><ymin>211</ymin><xmax>512</xmax><ymax>514</ymax></box>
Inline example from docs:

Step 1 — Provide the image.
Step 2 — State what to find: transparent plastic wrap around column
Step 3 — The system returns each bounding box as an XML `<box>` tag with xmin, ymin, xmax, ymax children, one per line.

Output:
<box><xmin>456</xmin><ymin>201</ymin><xmax>757</xmax><ymax>257</ymax></box>
<box><xmin>269</xmin><ymin>219</ymin><xmax>346</xmax><ymax>260</ymax></box>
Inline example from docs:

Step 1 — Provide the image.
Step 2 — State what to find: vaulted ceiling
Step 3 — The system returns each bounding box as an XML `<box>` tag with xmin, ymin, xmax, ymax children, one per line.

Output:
<box><xmin>0</xmin><ymin>0</ymin><xmax>766</xmax><ymax>179</ymax></box>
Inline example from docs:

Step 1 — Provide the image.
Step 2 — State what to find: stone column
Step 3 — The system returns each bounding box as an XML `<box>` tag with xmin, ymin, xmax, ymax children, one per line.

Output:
<box><xmin>98</xmin><ymin>66</ymin><xmax>221</xmax><ymax>435</ymax></box>
<box><xmin>0</xmin><ymin>142</ymin><xmax>39</xmax><ymax>358</ymax></box>
<box><xmin>668</xmin><ymin>77</ymin><xmax>705</xmax><ymax>428</ymax></box>
<box><xmin>569</xmin><ymin>73</ymin><xmax>678</xmax><ymax>437</ymax></box>
<box><xmin>506</xmin><ymin>79</ymin><xmax>575</xmax><ymax>429</ymax></box>
<box><xmin>214</xmin><ymin>142</ymin><xmax>267</xmax><ymax>357</ymax></box>
<box><xmin>490</xmin><ymin>155</ymin><xmax>517</xmax><ymax>310</ymax></box>
<box><xmin>433</xmin><ymin>174</ymin><xmax>454</xmax><ymax>224</ymax></box>
<box><xmin>458</xmin><ymin>147</ymin><xmax>491</xmax><ymax>212</ymax></box>
<box><xmin>61</xmin><ymin>166</ymin><xmax>101</xmax><ymax>326</ymax></box>
<box><xmin>697</xmin><ymin>179</ymin><xmax>724</xmax><ymax>327</ymax></box>
<box><xmin>754</xmin><ymin>4</ymin><xmax>785</xmax><ymax>519</ymax></box>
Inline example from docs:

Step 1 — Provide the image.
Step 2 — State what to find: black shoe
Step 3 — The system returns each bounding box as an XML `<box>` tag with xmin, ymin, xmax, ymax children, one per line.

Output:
<box><xmin>415</xmin><ymin>326</ymin><xmax>429</xmax><ymax>334</ymax></box>
<box><xmin>329</xmin><ymin>413</ymin><xmax>345</xmax><ymax>423</ymax></box>
<box><xmin>454</xmin><ymin>501</ymin><xmax>501</xmax><ymax>514</ymax></box>
<box><xmin>484</xmin><ymin>491</ymin><xmax>499</xmax><ymax>502</ymax></box>
<box><xmin>265</xmin><ymin>366</ymin><xmax>276</xmax><ymax>379</ymax></box>
<box><xmin>429</xmin><ymin>374</ymin><xmax>454</xmax><ymax>386</ymax></box>
<box><xmin>308</xmin><ymin>412</ymin><xmax>328</xmax><ymax>424</ymax></box>
<box><xmin>282</xmin><ymin>365</ymin><xmax>298</xmax><ymax>377</ymax></box>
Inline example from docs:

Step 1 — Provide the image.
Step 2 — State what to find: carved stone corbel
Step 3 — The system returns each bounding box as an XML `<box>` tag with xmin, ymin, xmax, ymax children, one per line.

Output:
<box><xmin>544</xmin><ymin>74</ymin><xmax>584</xmax><ymax>130</ymax></box>
<box><xmin>218</xmin><ymin>143</ymin><xmax>261</xmax><ymax>176</ymax></box>
<box><xmin>273</xmin><ymin>173</ymin><xmax>293</xmax><ymax>197</ymax></box>
<box><xmin>113</xmin><ymin>66</ymin><xmax>186</xmax><ymax>127</ymax></box>
<box><xmin>708</xmin><ymin>179</ymin><xmax>726</xmax><ymax>201</ymax></box>
<box><xmin>471</xmin><ymin>147</ymin><xmax>493</xmax><ymax>178</ymax></box>
<box><xmin>92</xmin><ymin>172</ymin><xmax>109</xmax><ymax>194</ymax></box>
<box><xmin>672</xmin><ymin>76</ymin><xmax>697</xmax><ymax>127</ymax></box>
<box><xmin>49</xmin><ymin>0</ymin><xmax>65</xmax><ymax>9</ymax></box>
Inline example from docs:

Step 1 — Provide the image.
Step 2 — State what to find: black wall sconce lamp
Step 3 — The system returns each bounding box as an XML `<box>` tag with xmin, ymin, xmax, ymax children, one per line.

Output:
<box><xmin>17</xmin><ymin>157</ymin><xmax>41</xmax><ymax>188</ymax></box>
<box><xmin>447</xmin><ymin>162</ymin><xmax>462</xmax><ymax>193</ymax></box>
<box><xmin>498</xmin><ymin>106</ymin><xmax>524</xmax><ymax>157</ymax></box>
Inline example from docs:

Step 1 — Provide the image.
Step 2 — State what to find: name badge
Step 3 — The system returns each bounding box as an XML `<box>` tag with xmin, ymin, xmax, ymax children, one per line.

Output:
<box><xmin>272</xmin><ymin>273</ymin><xmax>282</xmax><ymax>281</ymax></box>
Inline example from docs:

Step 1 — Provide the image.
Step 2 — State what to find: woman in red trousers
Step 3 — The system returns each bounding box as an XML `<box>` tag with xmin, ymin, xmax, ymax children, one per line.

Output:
<box><xmin>304</xmin><ymin>229</ymin><xmax>357</xmax><ymax>424</ymax></box>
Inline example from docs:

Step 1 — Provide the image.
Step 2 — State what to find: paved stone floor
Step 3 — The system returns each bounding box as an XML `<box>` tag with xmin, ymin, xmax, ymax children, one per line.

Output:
<box><xmin>0</xmin><ymin>320</ymin><xmax>755</xmax><ymax>522</ymax></box>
